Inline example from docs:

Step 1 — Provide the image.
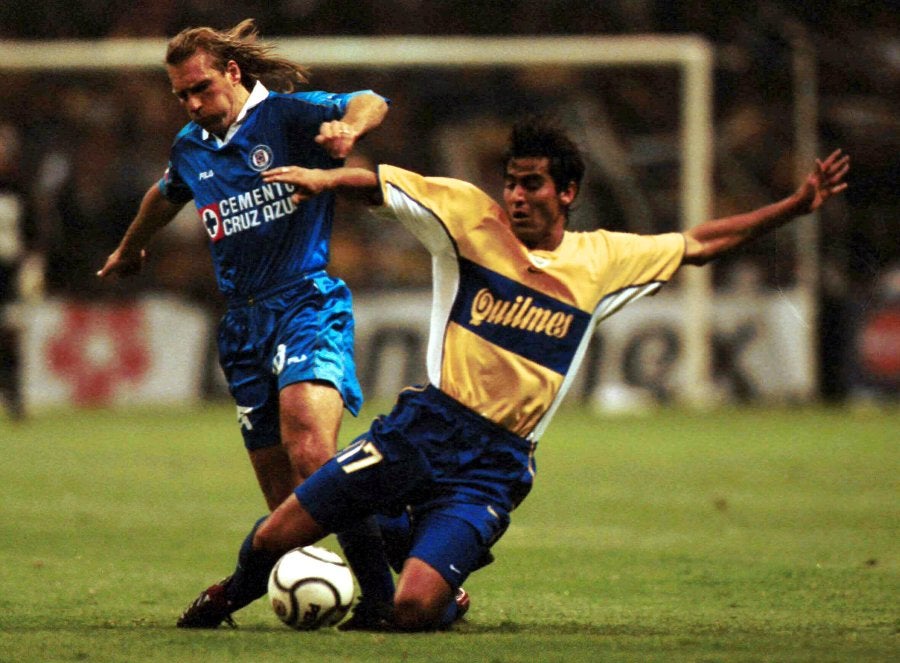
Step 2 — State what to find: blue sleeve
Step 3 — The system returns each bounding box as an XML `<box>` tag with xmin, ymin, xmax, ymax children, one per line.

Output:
<box><xmin>287</xmin><ymin>90</ymin><xmax>389</xmax><ymax>121</ymax></box>
<box><xmin>158</xmin><ymin>160</ymin><xmax>193</xmax><ymax>205</ymax></box>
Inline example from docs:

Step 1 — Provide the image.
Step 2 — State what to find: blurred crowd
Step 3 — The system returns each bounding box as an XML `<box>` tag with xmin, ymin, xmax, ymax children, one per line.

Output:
<box><xmin>0</xmin><ymin>0</ymin><xmax>897</xmax><ymax>405</ymax></box>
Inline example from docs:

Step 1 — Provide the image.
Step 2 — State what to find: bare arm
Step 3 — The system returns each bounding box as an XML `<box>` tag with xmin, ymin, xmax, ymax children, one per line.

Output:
<box><xmin>315</xmin><ymin>93</ymin><xmax>390</xmax><ymax>159</ymax></box>
<box><xmin>97</xmin><ymin>184</ymin><xmax>184</xmax><ymax>278</ymax></box>
<box><xmin>262</xmin><ymin>165</ymin><xmax>382</xmax><ymax>205</ymax></box>
<box><xmin>682</xmin><ymin>149</ymin><xmax>850</xmax><ymax>266</ymax></box>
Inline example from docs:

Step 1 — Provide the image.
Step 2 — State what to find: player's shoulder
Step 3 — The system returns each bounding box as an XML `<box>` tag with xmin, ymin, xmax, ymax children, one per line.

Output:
<box><xmin>568</xmin><ymin>227</ymin><xmax>671</xmax><ymax>246</ymax></box>
<box><xmin>382</xmin><ymin>167</ymin><xmax>494</xmax><ymax>214</ymax></box>
<box><xmin>383</xmin><ymin>165</ymin><xmax>485</xmax><ymax>194</ymax></box>
<box><xmin>266</xmin><ymin>89</ymin><xmax>354</xmax><ymax>107</ymax></box>
<box><xmin>171</xmin><ymin>121</ymin><xmax>203</xmax><ymax>149</ymax></box>
<box><xmin>564</xmin><ymin>228</ymin><xmax>685</xmax><ymax>273</ymax></box>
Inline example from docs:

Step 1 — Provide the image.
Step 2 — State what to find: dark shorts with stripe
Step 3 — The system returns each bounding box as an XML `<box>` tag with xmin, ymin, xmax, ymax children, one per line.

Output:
<box><xmin>294</xmin><ymin>384</ymin><xmax>537</xmax><ymax>588</ymax></box>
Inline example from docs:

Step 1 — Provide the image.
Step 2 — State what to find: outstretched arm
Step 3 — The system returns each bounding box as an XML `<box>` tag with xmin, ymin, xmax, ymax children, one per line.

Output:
<box><xmin>262</xmin><ymin>165</ymin><xmax>382</xmax><ymax>205</ymax></box>
<box><xmin>97</xmin><ymin>184</ymin><xmax>184</xmax><ymax>278</ymax></box>
<box><xmin>316</xmin><ymin>93</ymin><xmax>390</xmax><ymax>159</ymax></box>
<box><xmin>682</xmin><ymin>149</ymin><xmax>850</xmax><ymax>266</ymax></box>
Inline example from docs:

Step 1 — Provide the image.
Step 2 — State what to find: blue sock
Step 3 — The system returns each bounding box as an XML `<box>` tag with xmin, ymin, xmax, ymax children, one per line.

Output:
<box><xmin>376</xmin><ymin>512</ymin><xmax>413</xmax><ymax>574</ymax></box>
<box><xmin>224</xmin><ymin>515</ymin><xmax>282</xmax><ymax>610</ymax></box>
<box><xmin>437</xmin><ymin>597</ymin><xmax>460</xmax><ymax>630</ymax></box>
<box><xmin>337</xmin><ymin>516</ymin><xmax>395</xmax><ymax>605</ymax></box>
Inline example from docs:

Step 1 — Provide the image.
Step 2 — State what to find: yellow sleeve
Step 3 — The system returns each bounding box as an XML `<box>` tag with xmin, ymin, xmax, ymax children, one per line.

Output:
<box><xmin>584</xmin><ymin>229</ymin><xmax>685</xmax><ymax>292</ymax></box>
<box><xmin>377</xmin><ymin>164</ymin><xmax>505</xmax><ymax>247</ymax></box>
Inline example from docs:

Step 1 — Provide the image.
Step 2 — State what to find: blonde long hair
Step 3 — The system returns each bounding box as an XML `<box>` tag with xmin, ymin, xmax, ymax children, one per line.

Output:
<box><xmin>165</xmin><ymin>18</ymin><xmax>310</xmax><ymax>93</ymax></box>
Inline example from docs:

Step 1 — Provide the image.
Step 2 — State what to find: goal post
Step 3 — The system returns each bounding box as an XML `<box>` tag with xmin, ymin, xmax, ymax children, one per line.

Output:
<box><xmin>0</xmin><ymin>34</ymin><xmax>717</xmax><ymax>406</ymax></box>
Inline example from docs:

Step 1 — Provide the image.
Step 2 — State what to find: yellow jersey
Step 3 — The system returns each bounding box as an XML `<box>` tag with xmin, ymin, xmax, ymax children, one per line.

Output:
<box><xmin>375</xmin><ymin>164</ymin><xmax>685</xmax><ymax>440</ymax></box>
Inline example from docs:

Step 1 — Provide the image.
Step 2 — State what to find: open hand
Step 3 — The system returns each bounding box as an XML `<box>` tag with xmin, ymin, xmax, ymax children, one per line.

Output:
<box><xmin>262</xmin><ymin>166</ymin><xmax>332</xmax><ymax>204</ymax></box>
<box><xmin>795</xmin><ymin>149</ymin><xmax>850</xmax><ymax>215</ymax></box>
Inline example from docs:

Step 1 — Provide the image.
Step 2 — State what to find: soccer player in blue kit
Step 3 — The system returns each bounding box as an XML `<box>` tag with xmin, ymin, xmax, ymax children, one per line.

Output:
<box><xmin>97</xmin><ymin>19</ymin><xmax>394</xmax><ymax>626</ymax></box>
<box><xmin>175</xmin><ymin>117</ymin><xmax>850</xmax><ymax>631</ymax></box>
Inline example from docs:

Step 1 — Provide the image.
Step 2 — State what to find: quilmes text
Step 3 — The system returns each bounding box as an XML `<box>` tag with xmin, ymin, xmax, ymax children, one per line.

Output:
<box><xmin>468</xmin><ymin>288</ymin><xmax>574</xmax><ymax>338</ymax></box>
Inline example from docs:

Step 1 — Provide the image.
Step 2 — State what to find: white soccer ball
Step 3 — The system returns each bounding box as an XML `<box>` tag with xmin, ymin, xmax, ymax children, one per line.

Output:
<box><xmin>267</xmin><ymin>546</ymin><xmax>355</xmax><ymax>630</ymax></box>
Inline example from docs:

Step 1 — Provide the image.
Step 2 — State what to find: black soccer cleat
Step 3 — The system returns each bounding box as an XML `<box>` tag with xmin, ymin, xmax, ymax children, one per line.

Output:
<box><xmin>176</xmin><ymin>576</ymin><xmax>238</xmax><ymax>629</ymax></box>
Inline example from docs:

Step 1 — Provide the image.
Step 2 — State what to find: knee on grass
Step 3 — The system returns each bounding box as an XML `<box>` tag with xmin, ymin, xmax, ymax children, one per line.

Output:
<box><xmin>392</xmin><ymin>590</ymin><xmax>450</xmax><ymax>631</ymax></box>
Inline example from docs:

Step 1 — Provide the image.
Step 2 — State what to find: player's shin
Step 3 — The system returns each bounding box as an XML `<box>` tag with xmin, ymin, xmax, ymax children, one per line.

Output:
<box><xmin>376</xmin><ymin>511</ymin><xmax>413</xmax><ymax>573</ymax></box>
<box><xmin>337</xmin><ymin>516</ymin><xmax>396</xmax><ymax>605</ymax></box>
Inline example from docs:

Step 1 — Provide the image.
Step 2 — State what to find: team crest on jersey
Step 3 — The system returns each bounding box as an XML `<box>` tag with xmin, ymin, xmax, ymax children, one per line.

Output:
<box><xmin>199</xmin><ymin>202</ymin><xmax>225</xmax><ymax>242</ymax></box>
<box><xmin>249</xmin><ymin>144</ymin><xmax>274</xmax><ymax>172</ymax></box>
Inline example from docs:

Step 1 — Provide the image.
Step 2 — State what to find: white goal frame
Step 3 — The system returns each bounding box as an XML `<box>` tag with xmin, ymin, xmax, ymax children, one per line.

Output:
<box><xmin>0</xmin><ymin>34</ymin><xmax>716</xmax><ymax>405</ymax></box>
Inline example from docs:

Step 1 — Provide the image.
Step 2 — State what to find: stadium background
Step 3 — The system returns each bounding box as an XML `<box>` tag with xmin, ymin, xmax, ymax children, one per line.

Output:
<box><xmin>0</xmin><ymin>1</ymin><xmax>897</xmax><ymax>416</ymax></box>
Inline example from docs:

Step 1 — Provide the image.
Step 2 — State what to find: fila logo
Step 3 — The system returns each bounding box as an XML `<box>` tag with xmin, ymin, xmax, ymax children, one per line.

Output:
<box><xmin>199</xmin><ymin>170</ymin><xmax>215</xmax><ymax>180</ymax></box>
<box><xmin>274</xmin><ymin>345</ymin><xmax>308</xmax><ymax>374</ymax></box>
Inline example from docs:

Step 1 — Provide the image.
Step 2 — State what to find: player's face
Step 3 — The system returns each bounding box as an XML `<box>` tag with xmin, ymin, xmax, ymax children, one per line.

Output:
<box><xmin>168</xmin><ymin>50</ymin><xmax>246</xmax><ymax>136</ymax></box>
<box><xmin>503</xmin><ymin>157</ymin><xmax>576</xmax><ymax>251</ymax></box>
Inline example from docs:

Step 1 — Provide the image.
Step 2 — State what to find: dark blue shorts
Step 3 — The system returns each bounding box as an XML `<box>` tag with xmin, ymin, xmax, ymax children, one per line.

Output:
<box><xmin>217</xmin><ymin>272</ymin><xmax>363</xmax><ymax>450</ymax></box>
<box><xmin>294</xmin><ymin>385</ymin><xmax>537</xmax><ymax>588</ymax></box>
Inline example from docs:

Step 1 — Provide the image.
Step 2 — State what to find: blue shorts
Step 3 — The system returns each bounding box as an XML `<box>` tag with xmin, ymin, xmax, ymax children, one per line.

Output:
<box><xmin>218</xmin><ymin>271</ymin><xmax>363</xmax><ymax>450</ymax></box>
<box><xmin>294</xmin><ymin>384</ymin><xmax>537</xmax><ymax>588</ymax></box>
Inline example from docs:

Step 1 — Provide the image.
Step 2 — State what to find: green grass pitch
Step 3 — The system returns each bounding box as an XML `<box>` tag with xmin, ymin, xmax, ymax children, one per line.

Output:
<box><xmin>0</xmin><ymin>402</ymin><xmax>896</xmax><ymax>662</ymax></box>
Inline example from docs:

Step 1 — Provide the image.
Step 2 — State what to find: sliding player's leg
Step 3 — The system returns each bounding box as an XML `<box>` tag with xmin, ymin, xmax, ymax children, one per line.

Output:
<box><xmin>176</xmin><ymin>496</ymin><xmax>326</xmax><ymax>629</ymax></box>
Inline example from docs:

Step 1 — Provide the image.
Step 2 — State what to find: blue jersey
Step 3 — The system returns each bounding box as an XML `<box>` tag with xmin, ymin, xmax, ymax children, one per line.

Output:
<box><xmin>159</xmin><ymin>84</ymin><xmax>383</xmax><ymax>302</ymax></box>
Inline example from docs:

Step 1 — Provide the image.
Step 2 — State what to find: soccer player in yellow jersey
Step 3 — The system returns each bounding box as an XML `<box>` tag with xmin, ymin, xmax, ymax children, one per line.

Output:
<box><xmin>177</xmin><ymin>117</ymin><xmax>849</xmax><ymax>631</ymax></box>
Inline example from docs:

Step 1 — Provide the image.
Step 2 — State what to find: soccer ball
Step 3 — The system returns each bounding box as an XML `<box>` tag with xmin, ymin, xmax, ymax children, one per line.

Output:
<box><xmin>267</xmin><ymin>546</ymin><xmax>355</xmax><ymax>630</ymax></box>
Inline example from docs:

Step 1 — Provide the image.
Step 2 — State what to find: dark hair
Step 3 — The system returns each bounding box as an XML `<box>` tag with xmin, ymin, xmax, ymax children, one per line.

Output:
<box><xmin>503</xmin><ymin>115</ymin><xmax>585</xmax><ymax>195</ymax></box>
<box><xmin>165</xmin><ymin>18</ymin><xmax>310</xmax><ymax>93</ymax></box>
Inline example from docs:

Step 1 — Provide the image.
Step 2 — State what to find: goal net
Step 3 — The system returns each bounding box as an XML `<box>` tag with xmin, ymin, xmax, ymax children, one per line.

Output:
<box><xmin>6</xmin><ymin>35</ymin><xmax>811</xmax><ymax>408</ymax></box>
